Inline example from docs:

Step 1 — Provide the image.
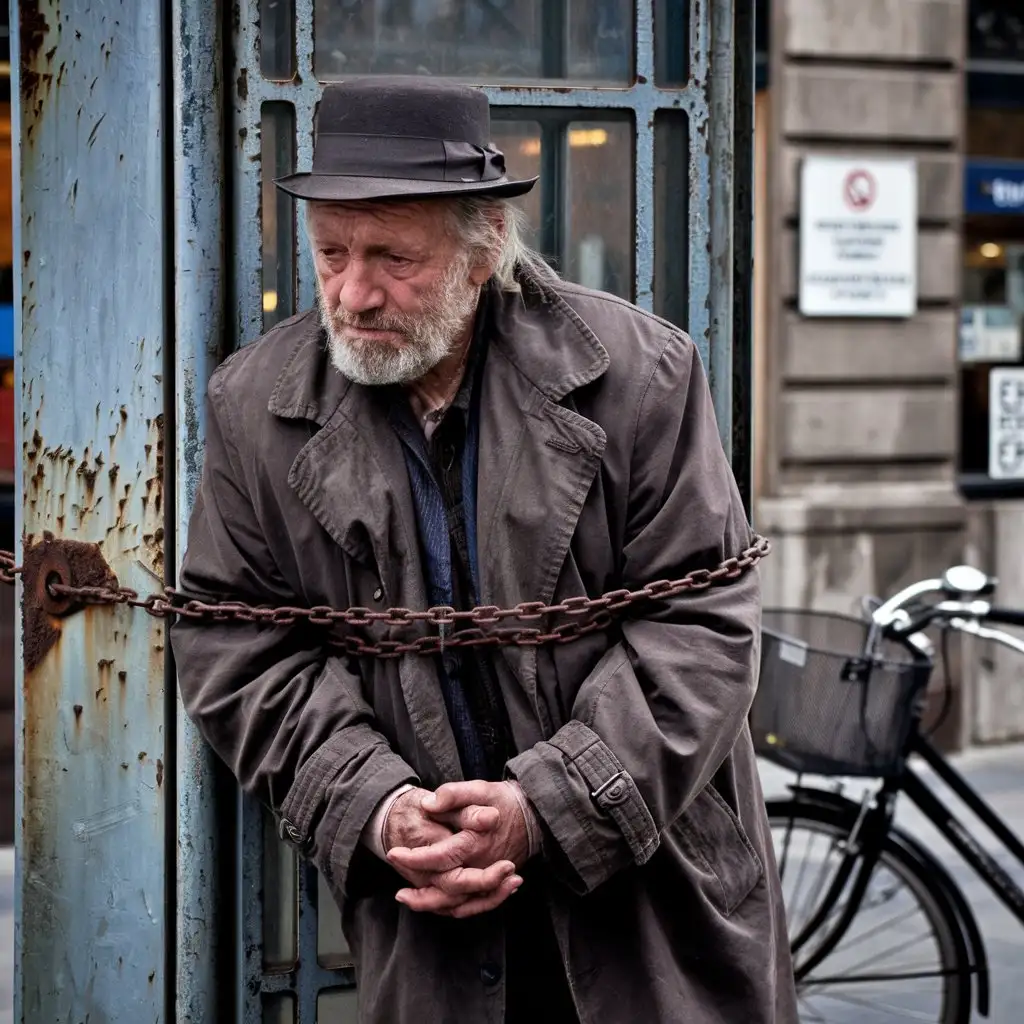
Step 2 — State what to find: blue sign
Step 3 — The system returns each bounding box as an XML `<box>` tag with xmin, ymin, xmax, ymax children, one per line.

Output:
<box><xmin>965</xmin><ymin>161</ymin><xmax>1024</xmax><ymax>215</ymax></box>
<box><xmin>0</xmin><ymin>306</ymin><xmax>12</xmax><ymax>360</ymax></box>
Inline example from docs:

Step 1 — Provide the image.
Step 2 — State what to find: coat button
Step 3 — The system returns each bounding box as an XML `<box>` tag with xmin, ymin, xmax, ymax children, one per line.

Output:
<box><xmin>602</xmin><ymin>781</ymin><xmax>628</xmax><ymax>805</ymax></box>
<box><xmin>480</xmin><ymin>961</ymin><xmax>502</xmax><ymax>986</ymax></box>
<box><xmin>372</xmin><ymin>586</ymin><xmax>384</xmax><ymax>603</ymax></box>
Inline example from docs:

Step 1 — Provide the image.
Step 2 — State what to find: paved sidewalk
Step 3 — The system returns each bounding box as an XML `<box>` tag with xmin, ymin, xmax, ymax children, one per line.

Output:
<box><xmin>0</xmin><ymin>744</ymin><xmax>1022</xmax><ymax>1021</ymax></box>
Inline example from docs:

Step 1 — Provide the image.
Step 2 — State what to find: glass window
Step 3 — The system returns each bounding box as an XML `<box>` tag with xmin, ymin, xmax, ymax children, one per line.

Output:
<box><xmin>262</xmin><ymin>807</ymin><xmax>298</xmax><ymax>971</ymax></box>
<box><xmin>969</xmin><ymin>0</ymin><xmax>1024</xmax><ymax>62</ymax></box>
<box><xmin>494</xmin><ymin>114</ymin><xmax>633</xmax><ymax>299</ymax></box>
<box><xmin>959</xmin><ymin>231</ymin><xmax>1024</xmax><ymax>488</ymax></box>
<box><xmin>262</xmin><ymin>102</ymin><xmax>297</xmax><ymax>332</ymax></box>
<box><xmin>317</xmin><ymin>871</ymin><xmax>353</xmax><ymax>969</ymax></box>
<box><xmin>261</xmin><ymin>0</ymin><xmax>296</xmax><ymax>80</ymax></box>
<box><xmin>318</xmin><ymin>988</ymin><xmax>359</xmax><ymax>1022</ymax></box>
<box><xmin>653</xmin><ymin>111</ymin><xmax>689</xmax><ymax>328</ymax></box>
<box><xmin>958</xmin><ymin>99</ymin><xmax>1024</xmax><ymax>494</ymax></box>
<box><xmin>654</xmin><ymin>0</ymin><xmax>688</xmax><ymax>86</ymax></box>
<box><xmin>313</xmin><ymin>0</ymin><xmax>632</xmax><ymax>83</ymax></box>
<box><xmin>263</xmin><ymin>993</ymin><xmax>295</xmax><ymax>1024</ymax></box>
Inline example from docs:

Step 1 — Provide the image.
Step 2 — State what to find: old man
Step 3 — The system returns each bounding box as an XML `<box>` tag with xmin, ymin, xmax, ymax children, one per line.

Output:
<box><xmin>171</xmin><ymin>75</ymin><xmax>796</xmax><ymax>1023</ymax></box>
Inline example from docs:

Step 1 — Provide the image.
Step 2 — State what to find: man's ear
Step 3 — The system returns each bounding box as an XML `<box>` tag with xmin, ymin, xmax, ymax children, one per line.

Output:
<box><xmin>467</xmin><ymin>206</ymin><xmax>506</xmax><ymax>286</ymax></box>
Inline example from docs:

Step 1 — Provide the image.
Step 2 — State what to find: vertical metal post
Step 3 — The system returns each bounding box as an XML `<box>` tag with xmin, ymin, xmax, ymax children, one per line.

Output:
<box><xmin>731</xmin><ymin>0</ymin><xmax>756</xmax><ymax>511</ymax></box>
<box><xmin>171</xmin><ymin>0</ymin><xmax>231</xmax><ymax>1021</ymax></box>
<box><xmin>707</xmin><ymin>0</ymin><xmax>737</xmax><ymax>454</ymax></box>
<box><xmin>14</xmin><ymin>3</ymin><xmax>168</xmax><ymax>1021</ymax></box>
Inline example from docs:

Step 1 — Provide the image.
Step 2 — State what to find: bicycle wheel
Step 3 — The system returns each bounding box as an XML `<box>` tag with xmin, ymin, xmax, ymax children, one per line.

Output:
<box><xmin>768</xmin><ymin>798</ymin><xmax>971</xmax><ymax>1024</ymax></box>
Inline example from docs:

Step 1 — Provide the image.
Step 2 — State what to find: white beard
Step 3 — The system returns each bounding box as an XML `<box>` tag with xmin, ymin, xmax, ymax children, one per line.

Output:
<box><xmin>319</xmin><ymin>258</ymin><xmax>481</xmax><ymax>386</ymax></box>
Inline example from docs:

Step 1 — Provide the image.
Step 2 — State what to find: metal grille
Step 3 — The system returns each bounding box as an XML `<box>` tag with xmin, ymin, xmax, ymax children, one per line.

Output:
<box><xmin>229</xmin><ymin>1</ymin><xmax>749</xmax><ymax>1019</ymax></box>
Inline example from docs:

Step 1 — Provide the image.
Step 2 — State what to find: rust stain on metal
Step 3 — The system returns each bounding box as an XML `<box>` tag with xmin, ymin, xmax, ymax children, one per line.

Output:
<box><xmin>22</xmin><ymin>533</ymin><xmax>119</xmax><ymax>672</ymax></box>
<box><xmin>20</xmin><ymin>3</ymin><xmax>52</xmax><ymax>102</ymax></box>
<box><xmin>155</xmin><ymin>759</ymin><xmax>164</xmax><ymax>788</ymax></box>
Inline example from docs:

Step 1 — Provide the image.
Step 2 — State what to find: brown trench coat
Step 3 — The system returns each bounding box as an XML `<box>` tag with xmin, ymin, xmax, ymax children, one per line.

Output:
<box><xmin>171</xmin><ymin>268</ymin><xmax>798</xmax><ymax>1023</ymax></box>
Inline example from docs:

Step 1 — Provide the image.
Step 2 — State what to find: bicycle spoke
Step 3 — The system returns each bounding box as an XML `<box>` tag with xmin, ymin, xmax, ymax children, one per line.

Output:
<box><xmin>830</xmin><ymin>930</ymin><xmax>937</xmax><ymax>979</ymax></box>
<box><xmin>827</xmin><ymin>903</ymin><xmax>921</xmax><ymax>958</ymax></box>
<box><xmin>778</xmin><ymin>814</ymin><xmax>797</xmax><ymax>883</ymax></box>
<box><xmin>795</xmin><ymin>1001</ymin><xmax>829</xmax><ymax>1023</ymax></box>
<box><xmin>799</xmin><ymin>836</ymin><xmax>848</xmax><ymax>935</ymax></box>
<box><xmin>810</xmin><ymin>987</ymin><xmax>943</xmax><ymax>1022</ymax></box>
<box><xmin>791</xmin><ymin>827</ymin><xmax>844</xmax><ymax>934</ymax></box>
<box><xmin>805</xmin><ymin>967</ymin><xmax>957</xmax><ymax>987</ymax></box>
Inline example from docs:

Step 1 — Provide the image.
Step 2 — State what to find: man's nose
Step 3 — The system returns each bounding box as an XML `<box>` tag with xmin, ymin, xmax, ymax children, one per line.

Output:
<box><xmin>338</xmin><ymin>260</ymin><xmax>385</xmax><ymax>314</ymax></box>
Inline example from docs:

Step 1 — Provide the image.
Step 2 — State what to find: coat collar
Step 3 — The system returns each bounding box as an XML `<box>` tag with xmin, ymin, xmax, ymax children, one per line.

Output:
<box><xmin>268</xmin><ymin>268</ymin><xmax>611</xmax><ymax>765</ymax></box>
<box><xmin>266</xmin><ymin>266</ymin><xmax>611</xmax><ymax>426</ymax></box>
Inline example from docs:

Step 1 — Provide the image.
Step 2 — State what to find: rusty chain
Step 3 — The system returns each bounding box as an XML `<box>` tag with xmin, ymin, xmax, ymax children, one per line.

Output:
<box><xmin>0</xmin><ymin>537</ymin><xmax>770</xmax><ymax>659</ymax></box>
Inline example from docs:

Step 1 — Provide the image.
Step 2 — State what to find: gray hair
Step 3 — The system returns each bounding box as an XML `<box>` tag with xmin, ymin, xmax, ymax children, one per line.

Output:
<box><xmin>443</xmin><ymin>196</ymin><xmax>557</xmax><ymax>292</ymax></box>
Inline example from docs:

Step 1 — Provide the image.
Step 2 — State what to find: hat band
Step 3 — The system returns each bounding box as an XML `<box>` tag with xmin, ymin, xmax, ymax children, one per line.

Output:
<box><xmin>311</xmin><ymin>133</ymin><xmax>506</xmax><ymax>183</ymax></box>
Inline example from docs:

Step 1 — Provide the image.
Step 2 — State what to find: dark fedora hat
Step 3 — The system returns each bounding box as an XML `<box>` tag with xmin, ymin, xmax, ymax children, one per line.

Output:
<box><xmin>274</xmin><ymin>76</ymin><xmax>538</xmax><ymax>203</ymax></box>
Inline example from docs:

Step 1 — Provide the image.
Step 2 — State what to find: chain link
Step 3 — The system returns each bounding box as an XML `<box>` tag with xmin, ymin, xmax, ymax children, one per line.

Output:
<box><xmin>0</xmin><ymin>537</ymin><xmax>770</xmax><ymax>657</ymax></box>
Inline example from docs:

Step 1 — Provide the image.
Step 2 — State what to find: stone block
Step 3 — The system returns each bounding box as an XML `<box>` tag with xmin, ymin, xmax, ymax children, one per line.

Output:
<box><xmin>781</xmin><ymin>66</ymin><xmax>961</xmax><ymax>141</ymax></box>
<box><xmin>783</xmin><ymin>0</ymin><xmax>964</xmax><ymax>63</ymax></box>
<box><xmin>781</xmin><ymin>386</ymin><xmax>957</xmax><ymax>461</ymax></box>
<box><xmin>782</xmin><ymin>310</ymin><xmax>958</xmax><ymax>382</ymax></box>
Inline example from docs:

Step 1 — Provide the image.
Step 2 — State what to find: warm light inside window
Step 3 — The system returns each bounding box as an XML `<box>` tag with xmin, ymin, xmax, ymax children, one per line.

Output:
<box><xmin>518</xmin><ymin>128</ymin><xmax>609</xmax><ymax>158</ymax></box>
<box><xmin>263</xmin><ymin>290</ymin><xmax>279</xmax><ymax>313</ymax></box>
<box><xmin>568</xmin><ymin>128</ymin><xmax>608</xmax><ymax>148</ymax></box>
<box><xmin>980</xmin><ymin>242</ymin><xmax>1002</xmax><ymax>259</ymax></box>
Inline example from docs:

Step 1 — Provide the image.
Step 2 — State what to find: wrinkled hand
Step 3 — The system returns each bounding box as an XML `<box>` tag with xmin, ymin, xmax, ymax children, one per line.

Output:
<box><xmin>387</xmin><ymin>781</ymin><xmax>532</xmax><ymax>918</ymax></box>
<box><xmin>384</xmin><ymin>786</ymin><xmax>521</xmax><ymax>917</ymax></box>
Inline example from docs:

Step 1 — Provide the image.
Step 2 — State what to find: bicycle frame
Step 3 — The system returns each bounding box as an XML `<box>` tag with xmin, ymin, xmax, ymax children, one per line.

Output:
<box><xmin>903</xmin><ymin>733</ymin><xmax>1024</xmax><ymax>925</ymax></box>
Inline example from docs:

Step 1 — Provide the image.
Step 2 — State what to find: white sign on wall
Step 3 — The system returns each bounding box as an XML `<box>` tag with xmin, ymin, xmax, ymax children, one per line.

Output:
<box><xmin>990</xmin><ymin>368</ymin><xmax>1024</xmax><ymax>480</ymax></box>
<box><xmin>799</xmin><ymin>157</ymin><xmax>918</xmax><ymax>318</ymax></box>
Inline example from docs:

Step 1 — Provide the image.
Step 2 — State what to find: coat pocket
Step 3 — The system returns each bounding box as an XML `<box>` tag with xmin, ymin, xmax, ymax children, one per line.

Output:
<box><xmin>669</xmin><ymin>782</ymin><xmax>764</xmax><ymax>916</ymax></box>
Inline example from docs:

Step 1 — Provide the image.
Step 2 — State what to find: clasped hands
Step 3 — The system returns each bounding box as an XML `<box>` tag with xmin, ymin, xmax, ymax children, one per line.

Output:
<box><xmin>383</xmin><ymin>780</ymin><xmax>535</xmax><ymax>918</ymax></box>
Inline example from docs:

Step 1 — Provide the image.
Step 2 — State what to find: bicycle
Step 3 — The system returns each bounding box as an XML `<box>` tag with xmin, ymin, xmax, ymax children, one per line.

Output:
<box><xmin>753</xmin><ymin>565</ymin><xmax>1024</xmax><ymax>1023</ymax></box>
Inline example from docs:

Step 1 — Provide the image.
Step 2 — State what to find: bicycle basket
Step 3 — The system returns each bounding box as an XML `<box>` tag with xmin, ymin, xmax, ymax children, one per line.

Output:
<box><xmin>751</xmin><ymin>609</ymin><xmax>931</xmax><ymax>778</ymax></box>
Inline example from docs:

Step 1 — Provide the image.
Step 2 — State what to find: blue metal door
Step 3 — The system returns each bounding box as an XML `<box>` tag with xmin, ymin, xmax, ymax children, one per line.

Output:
<box><xmin>13</xmin><ymin>1</ymin><xmax>752</xmax><ymax>1021</ymax></box>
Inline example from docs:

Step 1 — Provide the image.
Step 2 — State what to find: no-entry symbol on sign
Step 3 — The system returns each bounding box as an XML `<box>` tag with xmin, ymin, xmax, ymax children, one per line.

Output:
<box><xmin>843</xmin><ymin>168</ymin><xmax>877</xmax><ymax>211</ymax></box>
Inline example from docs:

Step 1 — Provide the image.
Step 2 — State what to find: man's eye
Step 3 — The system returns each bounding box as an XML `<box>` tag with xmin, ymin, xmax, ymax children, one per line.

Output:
<box><xmin>385</xmin><ymin>253</ymin><xmax>413</xmax><ymax>268</ymax></box>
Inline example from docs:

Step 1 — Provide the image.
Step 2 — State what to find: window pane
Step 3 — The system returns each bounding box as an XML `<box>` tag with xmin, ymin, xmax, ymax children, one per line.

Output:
<box><xmin>565</xmin><ymin>120</ymin><xmax>633</xmax><ymax>300</ymax></box>
<box><xmin>313</xmin><ymin>0</ymin><xmax>632</xmax><ymax>83</ymax></box>
<box><xmin>317</xmin><ymin>870</ymin><xmax>352</xmax><ymax>968</ymax></box>
<box><xmin>654</xmin><ymin>0</ymin><xmax>688</xmax><ymax>85</ymax></box>
<box><xmin>260</xmin><ymin>0</ymin><xmax>296</xmax><ymax>80</ymax></box>
<box><xmin>318</xmin><ymin>988</ymin><xmax>359</xmax><ymax>1023</ymax></box>
<box><xmin>262</xmin><ymin>806</ymin><xmax>298</xmax><ymax>971</ymax></box>
<box><xmin>653</xmin><ymin>111</ymin><xmax>689</xmax><ymax>328</ymax></box>
<box><xmin>490</xmin><ymin>119</ymin><xmax>542</xmax><ymax>253</ymax></box>
<box><xmin>264</xmin><ymin>993</ymin><xmax>295</xmax><ymax>1024</ymax></box>
<box><xmin>262</xmin><ymin>102</ymin><xmax>296</xmax><ymax>332</ymax></box>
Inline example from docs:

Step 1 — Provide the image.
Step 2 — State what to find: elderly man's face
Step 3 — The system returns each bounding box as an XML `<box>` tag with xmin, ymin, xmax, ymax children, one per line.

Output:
<box><xmin>307</xmin><ymin>199</ymin><xmax>490</xmax><ymax>385</ymax></box>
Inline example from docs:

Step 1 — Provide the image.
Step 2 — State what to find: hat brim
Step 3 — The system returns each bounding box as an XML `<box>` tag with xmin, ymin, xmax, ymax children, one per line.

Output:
<box><xmin>273</xmin><ymin>173</ymin><xmax>538</xmax><ymax>203</ymax></box>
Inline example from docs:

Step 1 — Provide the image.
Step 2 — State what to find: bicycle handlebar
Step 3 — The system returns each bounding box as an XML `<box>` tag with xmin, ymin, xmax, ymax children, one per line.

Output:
<box><xmin>981</xmin><ymin>607</ymin><xmax>1024</xmax><ymax>629</ymax></box>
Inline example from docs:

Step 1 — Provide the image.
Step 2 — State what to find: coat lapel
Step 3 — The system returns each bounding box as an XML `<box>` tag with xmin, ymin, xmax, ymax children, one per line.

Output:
<box><xmin>477</xmin><ymin>280</ymin><xmax>609</xmax><ymax>708</ymax></box>
<box><xmin>268</xmin><ymin>320</ymin><xmax>463</xmax><ymax>780</ymax></box>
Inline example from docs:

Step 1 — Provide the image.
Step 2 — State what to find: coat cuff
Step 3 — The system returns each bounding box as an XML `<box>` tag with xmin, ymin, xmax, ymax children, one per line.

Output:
<box><xmin>506</xmin><ymin>720</ymin><xmax>659</xmax><ymax>893</ymax></box>
<box><xmin>277</xmin><ymin>724</ymin><xmax>418</xmax><ymax>891</ymax></box>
